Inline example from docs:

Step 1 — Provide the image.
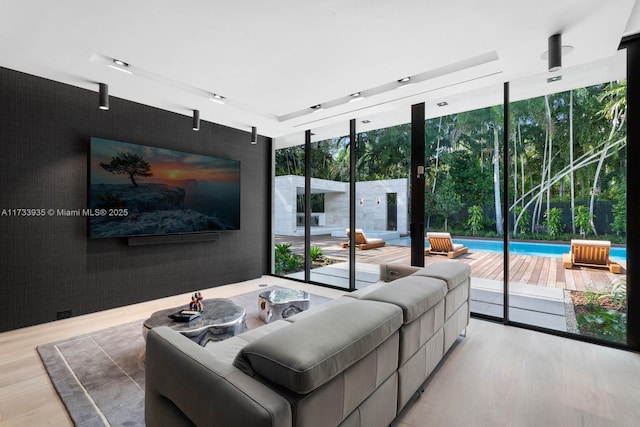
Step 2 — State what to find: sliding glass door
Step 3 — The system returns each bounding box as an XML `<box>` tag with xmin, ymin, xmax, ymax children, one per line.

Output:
<box><xmin>423</xmin><ymin>85</ymin><xmax>506</xmax><ymax>320</ymax></box>
<box><xmin>508</xmin><ymin>50</ymin><xmax>628</xmax><ymax>343</ymax></box>
<box><xmin>355</xmin><ymin>116</ymin><xmax>412</xmax><ymax>287</ymax></box>
<box><xmin>271</xmin><ymin>43</ymin><xmax>636</xmax><ymax>349</ymax></box>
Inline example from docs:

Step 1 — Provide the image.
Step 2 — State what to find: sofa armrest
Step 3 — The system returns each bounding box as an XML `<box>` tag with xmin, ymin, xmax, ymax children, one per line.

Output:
<box><xmin>146</xmin><ymin>326</ymin><xmax>291</xmax><ymax>427</ymax></box>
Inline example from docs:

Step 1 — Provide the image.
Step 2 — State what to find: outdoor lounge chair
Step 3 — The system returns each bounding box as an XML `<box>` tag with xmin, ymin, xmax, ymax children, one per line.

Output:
<box><xmin>339</xmin><ymin>229</ymin><xmax>385</xmax><ymax>250</ymax></box>
<box><xmin>425</xmin><ymin>232</ymin><xmax>468</xmax><ymax>258</ymax></box>
<box><xmin>563</xmin><ymin>239</ymin><xmax>621</xmax><ymax>274</ymax></box>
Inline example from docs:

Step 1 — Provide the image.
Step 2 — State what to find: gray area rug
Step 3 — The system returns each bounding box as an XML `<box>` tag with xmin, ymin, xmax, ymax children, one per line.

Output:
<box><xmin>37</xmin><ymin>286</ymin><xmax>331</xmax><ymax>426</ymax></box>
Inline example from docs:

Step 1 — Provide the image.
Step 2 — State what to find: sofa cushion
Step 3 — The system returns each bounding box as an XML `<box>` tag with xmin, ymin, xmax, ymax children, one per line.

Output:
<box><xmin>204</xmin><ymin>320</ymin><xmax>291</xmax><ymax>364</ymax></box>
<box><xmin>233</xmin><ymin>299</ymin><xmax>402</xmax><ymax>394</ymax></box>
<box><xmin>284</xmin><ymin>296</ymin><xmax>354</xmax><ymax>322</ymax></box>
<box><xmin>413</xmin><ymin>261</ymin><xmax>471</xmax><ymax>291</ymax></box>
<box><xmin>358</xmin><ymin>276</ymin><xmax>447</xmax><ymax>324</ymax></box>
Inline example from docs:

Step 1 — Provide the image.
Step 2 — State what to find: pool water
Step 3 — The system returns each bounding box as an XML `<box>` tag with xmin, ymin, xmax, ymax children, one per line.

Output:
<box><xmin>390</xmin><ymin>237</ymin><xmax>626</xmax><ymax>263</ymax></box>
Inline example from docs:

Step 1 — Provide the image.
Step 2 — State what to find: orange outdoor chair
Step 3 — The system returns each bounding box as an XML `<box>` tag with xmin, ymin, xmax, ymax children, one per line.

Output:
<box><xmin>563</xmin><ymin>239</ymin><xmax>621</xmax><ymax>274</ymax></box>
<box><xmin>340</xmin><ymin>229</ymin><xmax>385</xmax><ymax>250</ymax></box>
<box><xmin>425</xmin><ymin>232</ymin><xmax>468</xmax><ymax>258</ymax></box>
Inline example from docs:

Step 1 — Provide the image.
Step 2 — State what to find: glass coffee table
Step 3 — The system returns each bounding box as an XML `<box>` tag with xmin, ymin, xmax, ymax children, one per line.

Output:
<box><xmin>143</xmin><ymin>298</ymin><xmax>246</xmax><ymax>346</ymax></box>
<box><xmin>258</xmin><ymin>289</ymin><xmax>310</xmax><ymax>323</ymax></box>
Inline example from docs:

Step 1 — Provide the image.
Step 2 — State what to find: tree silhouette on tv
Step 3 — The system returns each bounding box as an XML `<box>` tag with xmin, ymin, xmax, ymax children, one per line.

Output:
<box><xmin>100</xmin><ymin>152</ymin><xmax>153</xmax><ymax>187</ymax></box>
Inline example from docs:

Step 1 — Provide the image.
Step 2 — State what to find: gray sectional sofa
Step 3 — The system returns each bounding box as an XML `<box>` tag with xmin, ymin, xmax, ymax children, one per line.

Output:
<box><xmin>145</xmin><ymin>261</ymin><xmax>471</xmax><ymax>427</ymax></box>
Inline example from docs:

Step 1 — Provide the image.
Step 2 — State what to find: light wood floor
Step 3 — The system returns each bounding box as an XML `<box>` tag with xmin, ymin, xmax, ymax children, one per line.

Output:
<box><xmin>1</xmin><ymin>276</ymin><xmax>639</xmax><ymax>426</ymax></box>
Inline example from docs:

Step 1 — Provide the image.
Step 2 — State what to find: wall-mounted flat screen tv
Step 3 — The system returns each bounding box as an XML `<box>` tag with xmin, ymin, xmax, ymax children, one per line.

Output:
<box><xmin>89</xmin><ymin>137</ymin><xmax>240</xmax><ymax>238</ymax></box>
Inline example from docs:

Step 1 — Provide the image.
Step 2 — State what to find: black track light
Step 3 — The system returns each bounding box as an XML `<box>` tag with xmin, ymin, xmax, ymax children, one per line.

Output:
<box><xmin>99</xmin><ymin>83</ymin><xmax>109</xmax><ymax>110</ymax></box>
<box><xmin>548</xmin><ymin>34</ymin><xmax>562</xmax><ymax>72</ymax></box>
<box><xmin>192</xmin><ymin>110</ymin><xmax>200</xmax><ymax>131</ymax></box>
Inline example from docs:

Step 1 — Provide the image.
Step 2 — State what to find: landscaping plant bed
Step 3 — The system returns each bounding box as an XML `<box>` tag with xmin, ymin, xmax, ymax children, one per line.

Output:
<box><xmin>571</xmin><ymin>290</ymin><xmax>627</xmax><ymax>344</ymax></box>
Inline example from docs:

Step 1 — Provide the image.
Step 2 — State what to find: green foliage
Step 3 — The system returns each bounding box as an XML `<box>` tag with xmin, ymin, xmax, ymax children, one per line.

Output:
<box><xmin>357</xmin><ymin>125</ymin><xmax>411</xmax><ymax>180</ymax></box>
<box><xmin>433</xmin><ymin>178</ymin><xmax>463</xmax><ymax>232</ymax></box>
<box><xmin>309</xmin><ymin>246</ymin><xmax>324</xmax><ymax>262</ymax></box>
<box><xmin>599</xmin><ymin>279</ymin><xmax>627</xmax><ymax>310</ymax></box>
<box><xmin>274</xmin><ymin>243</ymin><xmax>303</xmax><ymax>275</ymax></box>
<box><xmin>610</xmin><ymin>181</ymin><xmax>626</xmax><ymax>236</ymax></box>
<box><xmin>577</xmin><ymin>309</ymin><xmax>627</xmax><ymax>343</ymax></box>
<box><xmin>284</xmin><ymin>254</ymin><xmax>302</xmax><ymax>272</ymax></box>
<box><xmin>99</xmin><ymin>152</ymin><xmax>153</xmax><ymax>187</ymax></box>
<box><xmin>449</xmin><ymin>151</ymin><xmax>492</xmax><ymax>208</ymax></box>
<box><xmin>611</xmin><ymin>200</ymin><xmax>627</xmax><ymax>236</ymax></box>
<box><xmin>543</xmin><ymin>207</ymin><xmax>563</xmax><ymax>239</ymax></box>
<box><xmin>467</xmin><ymin>205</ymin><xmax>484</xmax><ymax>236</ymax></box>
<box><xmin>573</xmin><ymin>205</ymin><xmax>593</xmax><ymax>238</ymax></box>
<box><xmin>578</xmin><ymin>284</ymin><xmax>627</xmax><ymax>343</ymax></box>
<box><xmin>513</xmin><ymin>206</ymin><xmax>530</xmax><ymax>235</ymax></box>
<box><xmin>275</xmin><ymin>243</ymin><xmax>292</xmax><ymax>257</ymax></box>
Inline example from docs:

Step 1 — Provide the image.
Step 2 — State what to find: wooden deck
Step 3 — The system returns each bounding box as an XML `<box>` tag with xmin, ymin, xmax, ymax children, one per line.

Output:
<box><xmin>275</xmin><ymin>235</ymin><xmax>625</xmax><ymax>293</ymax></box>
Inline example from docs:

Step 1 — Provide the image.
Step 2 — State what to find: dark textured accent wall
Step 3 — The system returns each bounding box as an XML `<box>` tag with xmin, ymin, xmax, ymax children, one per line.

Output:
<box><xmin>0</xmin><ymin>67</ymin><xmax>271</xmax><ymax>332</ymax></box>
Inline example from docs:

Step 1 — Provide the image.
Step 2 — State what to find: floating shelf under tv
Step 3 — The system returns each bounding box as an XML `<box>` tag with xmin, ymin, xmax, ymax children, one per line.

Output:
<box><xmin>127</xmin><ymin>233</ymin><xmax>220</xmax><ymax>246</ymax></box>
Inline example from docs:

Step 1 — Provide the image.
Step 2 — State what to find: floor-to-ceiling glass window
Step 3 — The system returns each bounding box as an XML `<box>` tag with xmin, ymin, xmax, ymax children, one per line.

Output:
<box><xmin>508</xmin><ymin>51</ymin><xmax>627</xmax><ymax>343</ymax></box>
<box><xmin>271</xmin><ymin>45</ymin><xmax>635</xmax><ymax>349</ymax></box>
<box><xmin>355</xmin><ymin>114</ymin><xmax>412</xmax><ymax>287</ymax></box>
<box><xmin>273</xmin><ymin>138</ymin><xmax>306</xmax><ymax>279</ymax></box>
<box><xmin>424</xmin><ymin>85</ymin><xmax>506</xmax><ymax>320</ymax></box>
<box><xmin>307</xmin><ymin>131</ymin><xmax>352</xmax><ymax>287</ymax></box>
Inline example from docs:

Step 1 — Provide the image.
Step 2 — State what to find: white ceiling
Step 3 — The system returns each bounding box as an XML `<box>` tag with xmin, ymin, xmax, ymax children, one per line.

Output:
<box><xmin>1</xmin><ymin>0</ymin><xmax>639</xmax><ymax>148</ymax></box>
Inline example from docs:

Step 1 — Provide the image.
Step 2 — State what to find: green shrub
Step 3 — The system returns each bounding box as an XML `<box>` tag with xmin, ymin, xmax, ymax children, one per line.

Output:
<box><xmin>573</xmin><ymin>205</ymin><xmax>593</xmax><ymax>238</ymax></box>
<box><xmin>611</xmin><ymin>200</ymin><xmax>626</xmax><ymax>236</ymax></box>
<box><xmin>578</xmin><ymin>308</ymin><xmax>626</xmax><ymax>343</ymax></box>
<box><xmin>275</xmin><ymin>243</ymin><xmax>292</xmax><ymax>257</ymax></box>
<box><xmin>275</xmin><ymin>243</ymin><xmax>300</xmax><ymax>274</ymax></box>
<box><xmin>598</xmin><ymin>279</ymin><xmax>627</xmax><ymax>310</ymax></box>
<box><xmin>309</xmin><ymin>246</ymin><xmax>324</xmax><ymax>262</ymax></box>
<box><xmin>467</xmin><ymin>205</ymin><xmax>484</xmax><ymax>236</ymax></box>
<box><xmin>513</xmin><ymin>205</ymin><xmax>530</xmax><ymax>235</ymax></box>
<box><xmin>285</xmin><ymin>254</ymin><xmax>302</xmax><ymax>271</ymax></box>
<box><xmin>543</xmin><ymin>207</ymin><xmax>563</xmax><ymax>239</ymax></box>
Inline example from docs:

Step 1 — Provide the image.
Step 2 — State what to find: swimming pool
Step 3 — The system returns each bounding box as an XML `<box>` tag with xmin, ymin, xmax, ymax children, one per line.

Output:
<box><xmin>390</xmin><ymin>237</ymin><xmax>627</xmax><ymax>262</ymax></box>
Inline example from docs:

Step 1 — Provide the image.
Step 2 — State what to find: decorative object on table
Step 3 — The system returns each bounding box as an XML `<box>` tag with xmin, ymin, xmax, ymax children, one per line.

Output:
<box><xmin>145</xmin><ymin>298</ymin><xmax>247</xmax><ymax>345</ymax></box>
<box><xmin>258</xmin><ymin>288</ymin><xmax>310</xmax><ymax>323</ymax></box>
<box><xmin>168</xmin><ymin>310</ymin><xmax>202</xmax><ymax>322</ymax></box>
<box><xmin>189</xmin><ymin>291</ymin><xmax>204</xmax><ymax>312</ymax></box>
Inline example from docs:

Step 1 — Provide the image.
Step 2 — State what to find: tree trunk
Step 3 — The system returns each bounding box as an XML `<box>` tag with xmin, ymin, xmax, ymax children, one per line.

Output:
<box><xmin>569</xmin><ymin>90</ymin><xmax>576</xmax><ymax>234</ymax></box>
<box><xmin>589</xmin><ymin>104</ymin><xmax>620</xmax><ymax>235</ymax></box>
<box><xmin>493</xmin><ymin>126</ymin><xmax>503</xmax><ymax>234</ymax></box>
<box><xmin>427</xmin><ymin>116</ymin><xmax>443</xmax><ymax>230</ymax></box>
<box><xmin>544</xmin><ymin>95</ymin><xmax>552</xmax><ymax>217</ymax></box>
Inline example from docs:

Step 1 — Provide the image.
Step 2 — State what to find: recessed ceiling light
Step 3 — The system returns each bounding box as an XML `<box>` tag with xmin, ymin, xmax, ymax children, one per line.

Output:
<box><xmin>547</xmin><ymin>75</ymin><xmax>562</xmax><ymax>83</ymax></box>
<box><xmin>349</xmin><ymin>92</ymin><xmax>365</xmax><ymax>103</ymax></box>
<box><xmin>209</xmin><ymin>94</ymin><xmax>226</xmax><ymax>104</ymax></box>
<box><xmin>107</xmin><ymin>65</ymin><xmax>132</xmax><ymax>74</ymax></box>
<box><xmin>310</xmin><ymin>104</ymin><xmax>323</xmax><ymax>111</ymax></box>
<box><xmin>437</xmin><ymin>101</ymin><xmax>448</xmax><ymax>107</ymax></box>
<box><xmin>361</xmin><ymin>120</ymin><xmax>371</xmax><ymax>124</ymax></box>
<box><xmin>397</xmin><ymin>77</ymin><xmax>414</xmax><ymax>89</ymax></box>
<box><xmin>108</xmin><ymin>59</ymin><xmax>132</xmax><ymax>74</ymax></box>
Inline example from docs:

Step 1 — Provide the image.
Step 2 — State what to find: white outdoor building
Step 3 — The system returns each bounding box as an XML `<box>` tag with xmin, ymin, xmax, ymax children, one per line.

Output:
<box><xmin>274</xmin><ymin>175</ymin><xmax>408</xmax><ymax>237</ymax></box>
